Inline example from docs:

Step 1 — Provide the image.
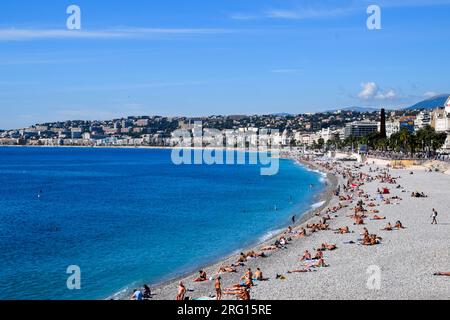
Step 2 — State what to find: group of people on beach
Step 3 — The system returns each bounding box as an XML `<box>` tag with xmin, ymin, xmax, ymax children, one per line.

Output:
<box><xmin>130</xmin><ymin>155</ymin><xmax>447</xmax><ymax>301</ymax></box>
<box><xmin>130</xmin><ymin>284</ymin><xmax>152</xmax><ymax>300</ymax></box>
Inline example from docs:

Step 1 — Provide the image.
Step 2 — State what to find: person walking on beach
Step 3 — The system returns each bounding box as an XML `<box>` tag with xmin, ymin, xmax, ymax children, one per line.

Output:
<box><xmin>215</xmin><ymin>277</ymin><xmax>222</xmax><ymax>300</ymax></box>
<box><xmin>431</xmin><ymin>208</ymin><xmax>438</xmax><ymax>225</ymax></box>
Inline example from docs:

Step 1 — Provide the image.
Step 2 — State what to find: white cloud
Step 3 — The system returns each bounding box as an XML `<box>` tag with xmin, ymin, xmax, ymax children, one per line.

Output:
<box><xmin>358</xmin><ymin>82</ymin><xmax>398</xmax><ymax>100</ymax></box>
<box><xmin>376</xmin><ymin>89</ymin><xmax>397</xmax><ymax>100</ymax></box>
<box><xmin>0</xmin><ymin>27</ymin><xmax>235</xmax><ymax>41</ymax></box>
<box><xmin>358</xmin><ymin>82</ymin><xmax>379</xmax><ymax>99</ymax></box>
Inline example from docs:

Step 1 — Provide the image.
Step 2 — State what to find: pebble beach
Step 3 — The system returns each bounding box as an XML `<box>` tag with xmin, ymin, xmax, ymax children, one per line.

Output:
<box><xmin>146</xmin><ymin>157</ymin><xmax>449</xmax><ymax>301</ymax></box>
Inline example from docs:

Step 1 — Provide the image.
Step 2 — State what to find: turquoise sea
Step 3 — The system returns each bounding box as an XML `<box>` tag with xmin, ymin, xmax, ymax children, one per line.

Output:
<box><xmin>0</xmin><ymin>147</ymin><xmax>324</xmax><ymax>300</ymax></box>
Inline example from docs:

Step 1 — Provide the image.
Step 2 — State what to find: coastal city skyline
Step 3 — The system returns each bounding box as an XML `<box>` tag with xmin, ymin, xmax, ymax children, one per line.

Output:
<box><xmin>1</xmin><ymin>0</ymin><xmax>450</xmax><ymax>129</ymax></box>
<box><xmin>1</xmin><ymin>0</ymin><xmax>450</xmax><ymax>307</ymax></box>
<box><xmin>2</xmin><ymin>94</ymin><xmax>449</xmax><ymax>152</ymax></box>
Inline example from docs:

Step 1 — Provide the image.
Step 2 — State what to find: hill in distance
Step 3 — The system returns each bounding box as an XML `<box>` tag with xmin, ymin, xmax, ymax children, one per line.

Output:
<box><xmin>406</xmin><ymin>94</ymin><xmax>450</xmax><ymax>110</ymax></box>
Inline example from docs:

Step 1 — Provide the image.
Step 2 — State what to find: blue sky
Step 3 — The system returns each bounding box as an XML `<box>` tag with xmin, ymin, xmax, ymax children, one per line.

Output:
<box><xmin>1</xmin><ymin>0</ymin><xmax>450</xmax><ymax>129</ymax></box>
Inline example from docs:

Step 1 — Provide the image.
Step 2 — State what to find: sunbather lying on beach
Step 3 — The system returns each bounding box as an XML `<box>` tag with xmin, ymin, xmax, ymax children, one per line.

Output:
<box><xmin>361</xmin><ymin>234</ymin><xmax>381</xmax><ymax>246</ymax></box>
<box><xmin>308</xmin><ymin>222</ymin><xmax>330</xmax><ymax>232</ymax></box>
<box><xmin>308</xmin><ymin>258</ymin><xmax>328</xmax><ymax>268</ymax></box>
<box><xmin>287</xmin><ymin>269</ymin><xmax>317</xmax><ymax>273</ymax></box>
<box><xmin>434</xmin><ymin>272</ymin><xmax>450</xmax><ymax>276</ymax></box>
<box><xmin>261</xmin><ymin>245</ymin><xmax>278</xmax><ymax>251</ymax></box>
<box><xmin>219</xmin><ymin>265</ymin><xmax>237</xmax><ymax>273</ymax></box>
<box><xmin>411</xmin><ymin>191</ymin><xmax>427</xmax><ymax>198</ymax></box>
<box><xmin>319</xmin><ymin>243</ymin><xmax>337</xmax><ymax>251</ymax></box>
<box><xmin>334</xmin><ymin>226</ymin><xmax>351</xmax><ymax>234</ymax></box>
<box><xmin>223</xmin><ymin>286</ymin><xmax>251</xmax><ymax>300</ymax></box>
<box><xmin>244</xmin><ymin>250</ymin><xmax>266</xmax><ymax>258</ymax></box>
<box><xmin>371</xmin><ymin>215</ymin><xmax>386</xmax><ymax>220</ymax></box>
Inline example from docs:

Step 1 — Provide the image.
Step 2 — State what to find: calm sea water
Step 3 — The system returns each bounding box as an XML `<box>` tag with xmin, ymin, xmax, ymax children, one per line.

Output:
<box><xmin>0</xmin><ymin>147</ymin><xmax>324</xmax><ymax>300</ymax></box>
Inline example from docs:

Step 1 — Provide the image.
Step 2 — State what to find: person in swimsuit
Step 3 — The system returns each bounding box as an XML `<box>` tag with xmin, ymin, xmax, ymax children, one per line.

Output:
<box><xmin>300</xmin><ymin>250</ymin><xmax>312</xmax><ymax>261</ymax></box>
<box><xmin>215</xmin><ymin>277</ymin><xmax>222</xmax><ymax>300</ymax></box>
<box><xmin>431</xmin><ymin>208</ymin><xmax>438</xmax><ymax>225</ymax></box>
<box><xmin>381</xmin><ymin>223</ymin><xmax>393</xmax><ymax>231</ymax></box>
<box><xmin>194</xmin><ymin>270</ymin><xmax>207</xmax><ymax>282</ymax></box>
<box><xmin>176</xmin><ymin>281</ymin><xmax>186</xmax><ymax>301</ymax></box>
<box><xmin>394</xmin><ymin>220</ymin><xmax>405</xmax><ymax>229</ymax></box>
<box><xmin>254</xmin><ymin>268</ymin><xmax>263</xmax><ymax>281</ymax></box>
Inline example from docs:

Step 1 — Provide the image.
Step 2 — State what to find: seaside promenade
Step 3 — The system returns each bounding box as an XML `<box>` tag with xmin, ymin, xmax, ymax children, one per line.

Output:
<box><xmin>147</xmin><ymin>156</ymin><xmax>449</xmax><ymax>300</ymax></box>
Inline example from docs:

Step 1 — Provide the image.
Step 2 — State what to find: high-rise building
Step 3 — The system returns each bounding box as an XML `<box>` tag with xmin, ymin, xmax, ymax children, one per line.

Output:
<box><xmin>415</xmin><ymin>111</ymin><xmax>431</xmax><ymax>130</ymax></box>
<box><xmin>434</xmin><ymin>96</ymin><xmax>450</xmax><ymax>150</ymax></box>
<box><xmin>344</xmin><ymin>121</ymin><xmax>379</xmax><ymax>138</ymax></box>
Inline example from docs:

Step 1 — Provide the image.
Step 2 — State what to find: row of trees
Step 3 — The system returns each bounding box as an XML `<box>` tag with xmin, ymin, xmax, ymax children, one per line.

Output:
<box><xmin>324</xmin><ymin>126</ymin><xmax>447</xmax><ymax>156</ymax></box>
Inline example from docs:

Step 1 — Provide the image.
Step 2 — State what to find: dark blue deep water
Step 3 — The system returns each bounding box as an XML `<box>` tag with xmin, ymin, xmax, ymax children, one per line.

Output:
<box><xmin>0</xmin><ymin>147</ymin><xmax>324</xmax><ymax>300</ymax></box>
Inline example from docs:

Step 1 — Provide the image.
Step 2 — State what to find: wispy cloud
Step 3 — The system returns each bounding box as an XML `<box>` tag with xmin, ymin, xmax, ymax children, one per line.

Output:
<box><xmin>376</xmin><ymin>0</ymin><xmax>450</xmax><ymax>8</ymax></box>
<box><xmin>62</xmin><ymin>81</ymin><xmax>202</xmax><ymax>93</ymax></box>
<box><xmin>230</xmin><ymin>0</ymin><xmax>450</xmax><ymax>21</ymax></box>
<box><xmin>0</xmin><ymin>27</ymin><xmax>235</xmax><ymax>41</ymax></box>
<box><xmin>265</xmin><ymin>7</ymin><xmax>353</xmax><ymax>20</ymax></box>
<box><xmin>270</xmin><ymin>69</ymin><xmax>301</xmax><ymax>74</ymax></box>
<box><xmin>229</xmin><ymin>13</ymin><xmax>260</xmax><ymax>21</ymax></box>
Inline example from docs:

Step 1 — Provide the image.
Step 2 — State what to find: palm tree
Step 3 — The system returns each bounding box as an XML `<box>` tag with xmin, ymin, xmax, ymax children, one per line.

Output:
<box><xmin>398</xmin><ymin>129</ymin><xmax>410</xmax><ymax>153</ymax></box>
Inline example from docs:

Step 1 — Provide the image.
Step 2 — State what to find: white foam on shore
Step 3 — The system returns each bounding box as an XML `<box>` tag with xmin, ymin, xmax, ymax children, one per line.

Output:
<box><xmin>304</xmin><ymin>166</ymin><xmax>328</xmax><ymax>181</ymax></box>
<box><xmin>107</xmin><ymin>287</ymin><xmax>129</xmax><ymax>300</ymax></box>
<box><xmin>311</xmin><ymin>200</ymin><xmax>326</xmax><ymax>209</ymax></box>
<box><xmin>258</xmin><ymin>227</ymin><xmax>286</xmax><ymax>243</ymax></box>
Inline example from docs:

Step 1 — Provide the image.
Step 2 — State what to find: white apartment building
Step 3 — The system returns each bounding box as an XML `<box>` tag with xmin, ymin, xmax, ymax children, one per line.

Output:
<box><xmin>434</xmin><ymin>96</ymin><xmax>450</xmax><ymax>150</ymax></box>
<box><xmin>320</xmin><ymin>128</ymin><xmax>333</xmax><ymax>143</ymax></box>
<box><xmin>415</xmin><ymin>111</ymin><xmax>431</xmax><ymax>130</ymax></box>
<box><xmin>383</xmin><ymin>120</ymin><xmax>400</xmax><ymax>138</ymax></box>
<box><xmin>319</xmin><ymin>127</ymin><xmax>344</xmax><ymax>143</ymax></box>
<box><xmin>436</xmin><ymin>97</ymin><xmax>450</xmax><ymax>151</ymax></box>
<box><xmin>295</xmin><ymin>133</ymin><xmax>321</xmax><ymax>147</ymax></box>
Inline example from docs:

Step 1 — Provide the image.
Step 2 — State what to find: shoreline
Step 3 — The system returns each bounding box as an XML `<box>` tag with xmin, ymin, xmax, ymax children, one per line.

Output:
<box><xmin>127</xmin><ymin>155</ymin><xmax>449</xmax><ymax>300</ymax></box>
<box><xmin>110</xmin><ymin>154</ymin><xmax>338</xmax><ymax>300</ymax></box>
